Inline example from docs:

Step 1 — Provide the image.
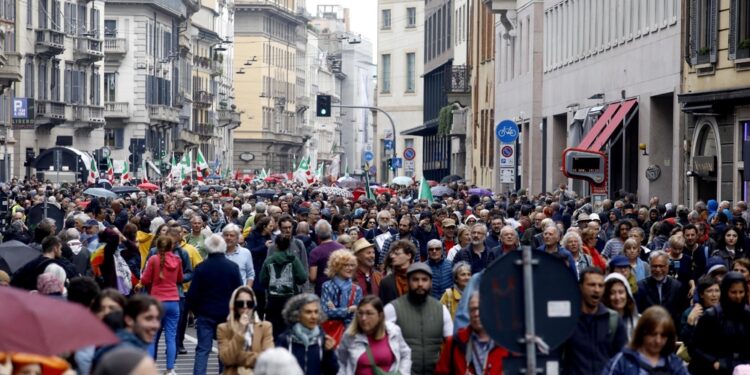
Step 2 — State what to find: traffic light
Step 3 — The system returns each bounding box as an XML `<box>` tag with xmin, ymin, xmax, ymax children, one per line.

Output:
<box><xmin>316</xmin><ymin>95</ymin><xmax>331</xmax><ymax>117</ymax></box>
<box><xmin>386</xmin><ymin>158</ymin><xmax>392</xmax><ymax>170</ymax></box>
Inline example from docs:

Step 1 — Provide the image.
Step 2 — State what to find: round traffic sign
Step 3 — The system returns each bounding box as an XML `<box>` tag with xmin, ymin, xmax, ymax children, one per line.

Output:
<box><xmin>479</xmin><ymin>249</ymin><xmax>581</xmax><ymax>353</ymax></box>
<box><xmin>495</xmin><ymin>120</ymin><xmax>519</xmax><ymax>143</ymax></box>
<box><xmin>363</xmin><ymin>151</ymin><xmax>374</xmax><ymax>162</ymax></box>
<box><xmin>403</xmin><ymin>147</ymin><xmax>416</xmax><ymax>161</ymax></box>
<box><xmin>501</xmin><ymin>145</ymin><xmax>513</xmax><ymax>158</ymax></box>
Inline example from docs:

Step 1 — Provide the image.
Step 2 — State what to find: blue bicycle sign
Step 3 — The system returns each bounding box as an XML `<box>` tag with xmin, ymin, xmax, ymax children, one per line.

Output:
<box><xmin>495</xmin><ymin>120</ymin><xmax>519</xmax><ymax>143</ymax></box>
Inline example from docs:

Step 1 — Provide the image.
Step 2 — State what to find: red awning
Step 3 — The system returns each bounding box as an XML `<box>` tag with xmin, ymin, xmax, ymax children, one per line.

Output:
<box><xmin>577</xmin><ymin>103</ymin><xmax>621</xmax><ymax>150</ymax></box>
<box><xmin>589</xmin><ymin>99</ymin><xmax>638</xmax><ymax>150</ymax></box>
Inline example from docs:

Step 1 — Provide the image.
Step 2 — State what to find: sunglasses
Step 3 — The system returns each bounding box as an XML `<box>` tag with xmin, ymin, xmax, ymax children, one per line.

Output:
<box><xmin>428</xmin><ymin>247</ymin><xmax>442</xmax><ymax>252</ymax></box>
<box><xmin>234</xmin><ymin>300</ymin><xmax>256</xmax><ymax>309</ymax></box>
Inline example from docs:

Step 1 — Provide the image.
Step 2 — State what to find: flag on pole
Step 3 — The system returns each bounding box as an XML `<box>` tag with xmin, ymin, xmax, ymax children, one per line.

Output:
<box><xmin>87</xmin><ymin>158</ymin><xmax>98</xmax><ymax>185</ymax></box>
<box><xmin>292</xmin><ymin>156</ymin><xmax>297</xmax><ymax>172</ymax></box>
<box><xmin>196</xmin><ymin>149</ymin><xmax>208</xmax><ymax>182</ymax></box>
<box><xmin>260</xmin><ymin>168</ymin><xmax>268</xmax><ymax>179</ymax></box>
<box><xmin>294</xmin><ymin>156</ymin><xmax>315</xmax><ymax>186</ymax></box>
<box><xmin>180</xmin><ymin>151</ymin><xmax>191</xmax><ymax>183</ymax></box>
<box><xmin>120</xmin><ymin>161</ymin><xmax>131</xmax><ymax>185</ymax></box>
<box><xmin>106</xmin><ymin>158</ymin><xmax>114</xmax><ymax>183</ymax></box>
<box><xmin>363</xmin><ymin>165</ymin><xmax>376</xmax><ymax>201</ymax></box>
<box><xmin>418</xmin><ymin>176</ymin><xmax>433</xmax><ymax>203</ymax></box>
<box><xmin>166</xmin><ymin>154</ymin><xmax>177</xmax><ymax>184</ymax></box>
<box><xmin>316</xmin><ymin>163</ymin><xmax>325</xmax><ymax>181</ymax></box>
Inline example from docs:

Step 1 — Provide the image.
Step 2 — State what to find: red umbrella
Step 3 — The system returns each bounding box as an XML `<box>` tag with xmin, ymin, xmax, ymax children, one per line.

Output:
<box><xmin>137</xmin><ymin>182</ymin><xmax>159</xmax><ymax>191</ymax></box>
<box><xmin>0</xmin><ymin>286</ymin><xmax>119</xmax><ymax>355</ymax></box>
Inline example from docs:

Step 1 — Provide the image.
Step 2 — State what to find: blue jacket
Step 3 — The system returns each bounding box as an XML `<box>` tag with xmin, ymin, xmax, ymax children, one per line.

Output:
<box><xmin>277</xmin><ymin>328</ymin><xmax>338</xmax><ymax>375</ymax></box>
<box><xmin>602</xmin><ymin>347</ymin><xmax>689</xmax><ymax>375</ymax></box>
<box><xmin>91</xmin><ymin>329</ymin><xmax>149</xmax><ymax>371</ymax></box>
<box><xmin>562</xmin><ymin>304</ymin><xmax>628</xmax><ymax>375</ymax></box>
<box><xmin>427</xmin><ymin>257</ymin><xmax>453</xmax><ymax>299</ymax></box>
<box><xmin>185</xmin><ymin>253</ymin><xmax>243</xmax><ymax>322</ymax></box>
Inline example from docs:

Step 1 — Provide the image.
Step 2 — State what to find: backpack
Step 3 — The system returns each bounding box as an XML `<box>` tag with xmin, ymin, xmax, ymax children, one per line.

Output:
<box><xmin>607</xmin><ymin>308</ymin><xmax>619</xmax><ymax>344</ymax></box>
<box><xmin>267</xmin><ymin>260</ymin><xmax>296</xmax><ymax>296</ymax></box>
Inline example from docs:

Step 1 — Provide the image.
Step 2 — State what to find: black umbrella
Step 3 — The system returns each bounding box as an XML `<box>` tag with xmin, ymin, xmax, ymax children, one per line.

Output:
<box><xmin>198</xmin><ymin>185</ymin><xmax>223</xmax><ymax>193</ymax></box>
<box><xmin>255</xmin><ymin>188</ymin><xmax>277</xmax><ymax>198</ymax></box>
<box><xmin>440</xmin><ymin>175</ymin><xmax>464</xmax><ymax>184</ymax></box>
<box><xmin>111</xmin><ymin>186</ymin><xmax>140</xmax><ymax>196</ymax></box>
<box><xmin>0</xmin><ymin>240</ymin><xmax>39</xmax><ymax>273</ymax></box>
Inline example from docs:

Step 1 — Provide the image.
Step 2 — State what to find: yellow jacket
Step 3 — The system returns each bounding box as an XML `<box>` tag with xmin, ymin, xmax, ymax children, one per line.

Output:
<box><xmin>136</xmin><ymin>231</ymin><xmax>155</xmax><ymax>269</ymax></box>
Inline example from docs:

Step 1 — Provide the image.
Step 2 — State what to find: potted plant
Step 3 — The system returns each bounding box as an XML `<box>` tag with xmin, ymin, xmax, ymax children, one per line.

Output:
<box><xmin>739</xmin><ymin>39</ymin><xmax>750</xmax><ymax>59</ymax></box>
<box><xmin>698</xmin><ymin>47</ymin><xmax>710</xmax><ymax>55</ymax></box>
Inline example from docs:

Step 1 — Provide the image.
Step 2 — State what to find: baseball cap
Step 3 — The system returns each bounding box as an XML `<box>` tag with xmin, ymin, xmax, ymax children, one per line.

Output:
<box><xmin>442</xmin><ymin>218</ymin><xmax>457</xmax><ymax>228</ymax></box>
<box><xmin>406</xmin><ymin>263</ymin><xmax>433</xmax><ymax>278</ymax></box>
<box><xmin>589</xmin><ymin>213</ymin><xmax>601</xmax><ymax>222</ymax></box>
<box><xmin>83</xmin><ymin>219</ymin><xmax>99</xmax><ymax>228</ymax></box>
<box><xmin>609</xmin><ymin>255</ymin><xmax>630</xmax><ymax>268</ymax></box>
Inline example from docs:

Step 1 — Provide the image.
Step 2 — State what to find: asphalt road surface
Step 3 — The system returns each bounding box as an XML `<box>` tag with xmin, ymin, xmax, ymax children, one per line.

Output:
<box><xmin>153</xmin><ymin>327</ymin><xmax>220</xmax><ymax>375</ymax></box>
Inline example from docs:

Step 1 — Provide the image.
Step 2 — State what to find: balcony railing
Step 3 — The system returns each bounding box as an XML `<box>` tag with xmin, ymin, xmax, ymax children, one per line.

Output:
<box><xmin>104</xmin><ymin>38</ymin><xmax>128</xmax><ymax>55</ymax></box>
<box><xmin>35</xmin><ymin>100</ymin><xmax>66</xmax><ymax>121</ymax></box>
<box><xmin>74</xmin><ymin>37</ymin><xmax>104</xmax><ymax>61</ymax></box>
<box><xmin>193</xmin><ymin>90</ymin><xmax>214</xmax><ymax>107</ymax></box>
<box><xmin>35</xmin><ymin>29</ymin><xmax>65</xmax><ymax>56</ymax></box>
<box><xmin>74</xmin><ymin>105</ymin><xmax>105</xmax><ymax>124</ymax></box>
<box><xmin>0</xmin><ymin>53</ymin><xmax>22</xmax><ymax>86</ymax></box>
<box><xmin>104</xmin><ymin>102</ymin><xmax>130</xmax><ymax>118</ymax></box>
<box><xmin>148</xmin><ymin>105</ymin><xmax>180</xmax><ymax>123</ymax></box>
<box><xmin>446</xmin><ymin>65</ymin><xmax>471</xmax><ymax>93</ymax></box>
<box><xmin>217</xmin><ymin>109</ymin><xmax>241</xmax><ymax>126</ymax></box>
<box><xmin>195</xmin><ymin>123</ymin><xmax>215</xmax><ymax>137</ymax></box>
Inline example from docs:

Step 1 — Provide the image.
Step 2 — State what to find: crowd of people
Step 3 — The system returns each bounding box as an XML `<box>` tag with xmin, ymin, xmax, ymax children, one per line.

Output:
<box><xmin>1</xmin><ymin>178</ymin><xmax>750</xmax><ymax>375</ymax></box>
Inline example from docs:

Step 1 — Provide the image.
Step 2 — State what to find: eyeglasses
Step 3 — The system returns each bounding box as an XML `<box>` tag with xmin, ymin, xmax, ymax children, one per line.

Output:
<box><xmin>428</xmin><ymin>247</ymin><xmax>442</xmax><ymax>252</ymax></box>
<box><xmin>234</xmin><ymin>300</ymin><xmax>256</xmax><ymax>309</ymax></box>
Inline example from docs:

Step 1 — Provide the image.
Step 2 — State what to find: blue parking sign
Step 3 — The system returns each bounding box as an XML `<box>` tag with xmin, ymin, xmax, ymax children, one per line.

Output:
<box><xmin>13</xmin><ymin>98</ymin><xmax>28</xmax><ymax>118</ymax></box>
<box><xmin>392</xmin><ymin>158</ymin><xmax>402</xmax><ymax>169</ymax></box>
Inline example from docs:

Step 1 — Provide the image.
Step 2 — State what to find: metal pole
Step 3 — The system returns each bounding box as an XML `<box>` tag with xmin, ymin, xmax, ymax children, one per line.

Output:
<box><xmin>332</xmin><ymin>104</ymin><xmax>397</xmax><ymax>180</ymax></box>
<box><xmin>521</xmin><ymin>245</ymin><xmax>537</xmax><ymax>374</ymax></box>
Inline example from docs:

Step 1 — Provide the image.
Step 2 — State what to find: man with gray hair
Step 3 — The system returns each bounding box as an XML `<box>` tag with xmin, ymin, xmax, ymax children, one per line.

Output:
<box><xmin>308</xmin><ymin>220</ymin><xmax>346</xmax><ymax>295</ymax></box>
<box><xmin>537</xmin><ymin>225</ymin><xmax>578</xmax><ymax>278</ymax></box>
<box><xmin>244</xmin><ymin>201</ymin><xmax>267</xmax><ymax>230</ymax></box>
<box><xmin>222</xmin><ymin>224</ymin><xmax>255</xmax><ymax>287</ymax></box>
<box><xmin>186</xmin><ymin>234</ymin><xmax>243</xmax><ymax>375</ymax></box>
<box><xmin>634</xmin><ymin>250</ymin><xmax>687</xmax><ymax>324</ymax></box>
<box><xmin>64</xmin><ymin>228</ymin><xmax>91</xmax><ymax>276</ymax></box>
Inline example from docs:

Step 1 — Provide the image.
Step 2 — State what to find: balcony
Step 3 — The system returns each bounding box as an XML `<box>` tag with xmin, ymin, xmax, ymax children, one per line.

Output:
<box><xmin>104</xmin><ymin>102</ymin><xmax>130</xmax><ymax>118</ymax></box>
<box><xmin>446</xmin><ymin>65</ymin><xmax>471</xmax><ymax>107</ymax></box>
<box><xmin>148</xmin><ymin>105</ymin><xmax>180</xmax><ymax>124</ymax></box>
<box><xmin>193</xmin><ymin>90</ymin><xmax>214</xmax><ymax>108</ymax></box>
<box><xmin>35</xmin><ymin>29</ymin><xmax>65</xmax><ymax>56</ymax></box>
<box><xmin>483</xmin><ymin>0</ymin><xmax>515</xmax><ymax>12</ymax></box>
<box><xmin>74</xmin><ymin>105</ymin><xmax>105</xmax><ymax>126</ymax></box>
<box><xmin>0</xmin><ymin>53</ymin><xmax>22</xmax><ymax>89</ymax></box>
<box><xmin>300</xmin><ymin>124</ymin><xmax>314</xmax><ymax>139</ymax></box>
<box><xmin>104</xmin><ymin>38</ymin><xmax>128</xmax><ymax>58</ymax></box>
<box><xmin>296</xmin><ymin>96</ymin><xmax>309</xmax><ymax>112</ymax></box>
<box><xmin>35</xmin><ymin>100</ymin><xmax>67</xmax><ymax>124</ymax></box>
<box><xmin>74</xmin><ymin>37</ymin><xmax>104</xmax><ymax>62</ymax></box>
<box><xmin>195</xmin><ymin>122</ymin><xmax>215</xmax><ymax>138</ymax></box>
<box><xmin>217</xmin><ymin>109</ymin><xmax>241</xmax><ymax>127</ymax></box>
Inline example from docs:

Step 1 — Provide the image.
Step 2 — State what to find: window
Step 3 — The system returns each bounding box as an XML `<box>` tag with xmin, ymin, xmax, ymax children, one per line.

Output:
<box><xmin>90</xmin><ymin>8</ymin><xmax>100</xmax><ymax>38</ymax></box>
<box><xmin>105</xmin><ymin>128</ymin><xmax>125</xmax><ymax>149</ymax></box>
<box><xmin>64</xmin><ymin>63</ymin><xmax>72</xmax><ymax>102</ymax></box>
<box><xmin>38</xmin><ymin>0</ymin><xmax>47</xmax><ymax>29</ymax></box>
<box><xmin>27</xmin><ymin>0</ymin><xmax>31</xmax><ymax>27</ymax></box>
<box><xmin>64</xmin><ymin>2</ymin><xmax>77</xmax><ymax>35</ymax></box>
<box><xmin>688</xmin><ymin>0</ymin><xmax>717</xmax><ymax>65</ymax></box>
<box><xmin>50</xmin><ymin>0</ymin><xmax>60</xmax><ymax>30</ymax></box>
<box><xmin>407</xmin><ymin>7</ymin><xmax>416</xmax><ymax>28</ymax></box>
<box><xmin>92</xmin><ymin>67</ymin><xmax>100</xmax><ymax>105</ymax></box>
<box><xmin>51</xmin><ymin>60</ymin><xmax>60</xmax><ymax>101</ymax></box>
<box><xmin>104</xmin><ymin>73</ymin><xmax>116</xmax><ymax>102</ymax></box>
<box><xmin>381</xmin><ymin>54</ymin><xmax>391</xmax><ymax>93</ymax></box>
<box><xmin>24</xmin><ymin>59</ymin><xmax>34</xmax><ymax>98</ymax></box>
<box><xmin>104</xmin><ymin>20</ymin><xmax>116</xmax><ymax>37</ymax></box>
<box><xmin>406</xmin><ymin>53</ymin><xmax>415</xmax><ymax>93</ymax></box>
<box><xmin>381</xmin><ymin>9</ymin><xmax>391</xmax><ymax>29</ymax></box>
<box><xmin>38</xmin><ymin>60</ymin><xmax>47</xmax><ymax>100</ymax></box>
<box><xmin>729</xmin><ymin>0</ymin><xmax>750</xmax><ymax>59</ymax></box>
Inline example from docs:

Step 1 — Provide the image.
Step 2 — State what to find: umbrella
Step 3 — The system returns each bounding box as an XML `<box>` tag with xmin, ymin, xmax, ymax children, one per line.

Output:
<box><xmin>0</xmin><ymin>240</ymin><xmax>38</xmax><ymax>273</ymax></box>
<box><xmin>468</xmin><ymin>188</ymin><xmax>493</xmax><ymax>197</ymax></box>
<box><xmin>137</xmin><ymin>182</ymin><xmax>159</xmax><ymax>191</ymax></box>
<box><xmin>206</xmin><ymin>174</ymin><xmax>222</xmax><ymax>180</ymax></box>
<box><xmin>431</xmin><ymin>186</ymin><xmax>454</xmax><ymax>197</ymax></box>
<box><xmin>96</xmin><ymin>179</ymin><xmax>112</xmax><ymax>189</ymax></box>
<box><xmin>315</xmin><ymin>186</ymin><xmax>353</xmax><ymax>198</ymax></box>
<box><xmin>427</xmin><ymin>180</ymin><xmax>439</xmax><ymax>187</ymax></box>
<box><xmin>111</xmin><ymin>186</ymin><xmax>140</xmax><ymax>195</ymax></box>
<box><xmin>255</xmin><ymin>188</ymin><xmax>277</xmax><ymax>198</ymax></box>
<box><xmin>337</xmin><ymin>176</ymin><xmax>362</xmax><ymax>189</ymax></box>
<box><xmin>440</xmin><ymin>174</ymin><xmax>464</xmax><ymax>183</ymax></box>
<box><xmin>198</xmin><ymin>185</ymin><xmax>223</xmax><ymax>193</ymax></box>
<box><xmin>83</xmin><ymin>188</ymin><xmax>118</xmax><ymax>199</ymax></box>
<box><xmin>0</xmin><ymin>286</ymin><xmax>119</xmax><ymax>355</ymax></box>
<box><xmin>392</xmin><ymin>176</ymin><xmax>413</xmax><ymax>186</ymax></box>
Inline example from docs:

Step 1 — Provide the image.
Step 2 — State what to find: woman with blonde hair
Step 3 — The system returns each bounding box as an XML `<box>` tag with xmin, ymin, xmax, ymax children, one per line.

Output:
<box><xmin>217</xmin><ymin>286</ymin><xmax>274</xmax><ymax>375</ymax></box>
<box><xmin>337</xmin><ymin>295</ymin><xmax>411</xmax><ymax>374</ymax></box>
<box><xmin>446</xmin><ymin>225</ymin><xmax>471</xmax><ymax>262</ymax></box>
<box><xmin>321</xmin><ymin>250</ymin><xmax>363</xmax><ymax>345</ymax></box>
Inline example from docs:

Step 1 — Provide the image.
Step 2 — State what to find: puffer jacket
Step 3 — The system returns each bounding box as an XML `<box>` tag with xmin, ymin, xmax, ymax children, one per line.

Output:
<box><xmin>602</xmin><ymin>347</ymin><xmax>688</xmax><ymax>375</ymax></box>
<box><xmin>336</xmin><ymin>321</ymin><xmax>412</xmax><ymax>375</ymax></box>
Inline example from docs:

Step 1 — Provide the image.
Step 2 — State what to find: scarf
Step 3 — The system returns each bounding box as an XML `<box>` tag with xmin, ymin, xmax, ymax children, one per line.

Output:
<box><xmin>395</xmin><ymin>269</ymin><xmax>408</xmax><ymax>296</ymax></box>
<box><xmin>291</xmin><ymin>323</ymin><xmax>320</xmax><ymax>348</ymax></box>
<box><xmin>208</xmin><ymin>216</ymin><xmax>225</xmax><ymax>233</ymax></box>
<box><xmin>332</xmin><ymin>276</ymin><xmax>353</xmax><ymax>305</ymax></box>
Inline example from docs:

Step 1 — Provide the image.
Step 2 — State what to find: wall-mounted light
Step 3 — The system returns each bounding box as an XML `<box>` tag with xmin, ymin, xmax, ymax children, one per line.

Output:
<box><xmin>639</xmin><ymin>143</ymin><xmax>648</xmax><ymax>156</ymax></box>
<box><xmin>236</xmin><ymin>68</ymin><xmax>246</xmax><ymax>74</ymax></box>
<box><xmin>588</xmin><ymin>93</ymin><xmax>605</xmax><ymax>100</ymax></box>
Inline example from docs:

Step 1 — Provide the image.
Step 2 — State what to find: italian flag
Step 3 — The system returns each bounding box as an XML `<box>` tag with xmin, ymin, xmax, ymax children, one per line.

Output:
<box><xmin>88</xmin><ymin>158</ymin><xmax>98</xmax><ymax>185</ymax></box>
<box><xmin>196</xmin><ymin>149</ymin><xmax>208</xmax><ymax>182</ymax></box>
<box><xmin>180</xmin><ymin>151</ymin><xmax>192</xmax><ymax>184</ymax></box>
<box><xmin>120</xmin><ymin>161</ymin><xmax>131</xmax><ymax>185</ymax></box>
<box><xmin>106</xmin><ymin>158</ymin><xmax>114</xmax><ymax>183</ymax></box>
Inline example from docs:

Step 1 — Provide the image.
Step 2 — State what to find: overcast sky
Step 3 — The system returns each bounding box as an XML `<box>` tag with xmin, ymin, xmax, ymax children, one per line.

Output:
<box><xmin>305</xmin><ymin>0</ymin><xmax>378</xmax><ymax>50</ymax></box>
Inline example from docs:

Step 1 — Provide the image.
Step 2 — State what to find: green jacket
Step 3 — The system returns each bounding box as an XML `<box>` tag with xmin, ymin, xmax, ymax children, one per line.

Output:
<box><xmin>259</xmin><ymin>248</ymin><xmax>307</xmax><ymax>296</ymax></box>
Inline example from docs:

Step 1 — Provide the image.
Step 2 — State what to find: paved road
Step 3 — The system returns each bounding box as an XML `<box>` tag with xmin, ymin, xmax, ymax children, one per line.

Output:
<box><xmin>153</xmin><ymin>327</ymin><xmax>220</xmax><ymax>375</ymax></box>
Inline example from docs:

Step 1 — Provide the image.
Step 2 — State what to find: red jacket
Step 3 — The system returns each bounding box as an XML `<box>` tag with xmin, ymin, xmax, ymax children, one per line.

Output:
<box><xmin>435</xmin><ymin>327</ymin><xmax>509</xmax><ymax>375</ymax></box>
<box><xmin>141</xmin><ymin>252</ymin><xmax>183</xmax><ymax>302</ymax></box>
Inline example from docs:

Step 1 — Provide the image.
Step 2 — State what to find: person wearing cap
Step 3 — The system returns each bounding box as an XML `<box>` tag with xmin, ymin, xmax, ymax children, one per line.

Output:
<box><xmin>384</xmin><ymin>262</ymin><xmax>453</xmax><ymax>375</ymax></box>
<box><xmin>83</xmin><ymin>219</ymin><xmax>102</xmax><ymax>252</ymax></box>
<box><xmin>440</xmin><ymin>218</ymin><xmax>457</xmax><ymax>250</ymax></box>
<box><xmin>634</xmin><ymin>251</ymin><xmax>688</xmax><ymax>326</ymax></box>
<box><xmin>609</xmin><ymin>255</ymin><xmax>639</xmax><ymax>295</ymax></box>
<box><xmin>352</xmin><ymin>238</ymin><xmax>383</xmax><ymax>296</ymax></box>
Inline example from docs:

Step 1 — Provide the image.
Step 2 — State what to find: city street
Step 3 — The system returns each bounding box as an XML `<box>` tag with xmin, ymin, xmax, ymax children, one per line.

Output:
<box><xmin>153</xmin><ymin>328</ymin><xmax>219</xmax><ymax>375</ymax></box>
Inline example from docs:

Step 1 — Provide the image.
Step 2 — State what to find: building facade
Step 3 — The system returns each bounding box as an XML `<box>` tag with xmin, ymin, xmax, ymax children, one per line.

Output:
<box><xmin>679</xmin><ymin>0</ymin><xmax>750</xmax><ymax>205</ymax></box>
<box><xmin>232</xmin><ymin>0</ymin><xmax>306</xmax><ymax>174</ymax></box>
<box><xmin>493</xmin><ymin>0</ymin><xmax>683</xmax><ymax>204</ymax></box>
<box><xmin>376</xmin><ymin>0</ymin><xmax>424</xmax><ymax>181</ymax></box>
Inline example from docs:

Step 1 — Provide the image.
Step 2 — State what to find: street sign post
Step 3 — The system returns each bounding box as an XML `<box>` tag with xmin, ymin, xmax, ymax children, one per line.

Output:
<box><xmin>363</xmin><ymin>151</ymin><xmax>374</xmax><ymax>163</ymax></box>
<box><xmin>391</xmin><ymin>157</ymin><xmax>402</xmax><ymax>169</ymax></box>
<box><xmin>403</xmin><ymin>147</ymin><xmax>416</xmax><ymax>161</ymax></box>
<box><xmin>480</xmin><ymin>247</ymin><xmax>581</xmax><ymax>374</ymax></box>
<box><xmin>496</xmin><ymin>120</ymin><xmax>520</xmax><ymax>143</ymax></box>
<box><xmin>384</xmin><ymin>140</ymin><xmax>394</xmax><ymax>151</ymax></box>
